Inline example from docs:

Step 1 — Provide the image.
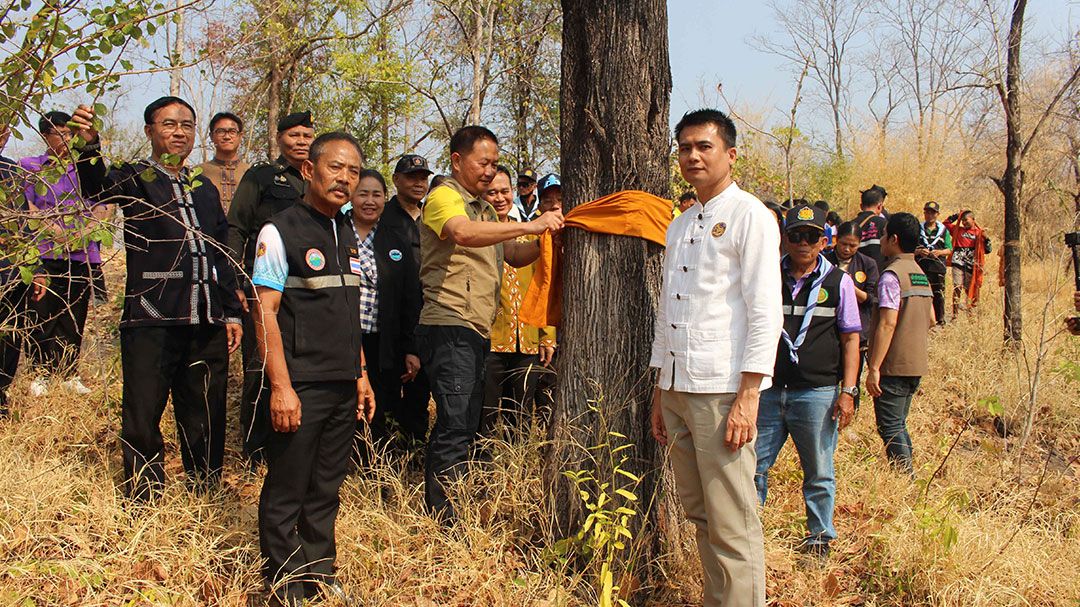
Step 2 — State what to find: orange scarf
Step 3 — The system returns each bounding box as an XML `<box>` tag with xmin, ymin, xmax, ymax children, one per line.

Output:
<box><xmin>945</xmin><ymin>211</ymin><xmax>987</xmax><ymax>304</ymax></box>
<box><xmin>519</xmin><ymin>190</ymin><xmax>673</xmax><ymax>327</ymax></box>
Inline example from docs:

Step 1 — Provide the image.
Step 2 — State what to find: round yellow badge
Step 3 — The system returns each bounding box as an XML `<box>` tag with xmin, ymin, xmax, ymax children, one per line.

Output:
<box><xmin>711</xmin><ymin>222</ymin><xmax>726</xmax><ymax>237</ymax></box>
<box><xmin>854</xmin><ymin>270</ymin><xmax>866</xmax><ymax>283</ymax></box>
<box><xmin>817</xmin><ymin>288</ymin><xmax>829</xmax><ymax>304</ymax></box>
<box><xmin>797</xmin><ymin>207</ymin><xmax>815</xmax><ymax>221</ymax></box>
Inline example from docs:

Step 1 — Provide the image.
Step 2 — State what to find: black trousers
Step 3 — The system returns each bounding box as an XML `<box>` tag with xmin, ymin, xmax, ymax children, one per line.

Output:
<box><xmin>29</xmin><ymin>259</ymin><xmax>91</xmax><ymax>378</ymax></box>
<box><xmin>927</xmin><ymin>271</ymin><xmax>946</xmax><ymax>324</ymax></box>
<box><xmin>240</xmin><ymin>300</ymin><xmax>272</xmax><ymax>461</ymax></box>
<box><xmin>481</xmin><ymin>351</ymin><xmax>542</xmax><ymax>441</ymax></box>
<box><xmin>120</xmin><ymin>324</ymin><xmax>229</xmax><ymax>501</ymax></box>
<box><xmin>417</xmin><ymin>324</ymin><xmax>487</xmax><ymax>520</ymax></box>
<box><xmin>0</xmin><ymin>279</ymin><xmax>30</xmax><ymax>415</ymax></box>
<box><xmin>362</xmin><ymin>330</ymin><xmax>429</xmax><ymax>453</ymax></box>
<box><xmin>259</xmin><ymin>380</ymin><xmax>356</xmax><ymax>601</ymax></box>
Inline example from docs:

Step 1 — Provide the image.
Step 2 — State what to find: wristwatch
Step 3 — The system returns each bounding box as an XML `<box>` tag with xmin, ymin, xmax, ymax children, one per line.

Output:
<box><xmin>841</xmin><ymin>385</ymin><xmax>859</xmax><ymax>398</ymax></box>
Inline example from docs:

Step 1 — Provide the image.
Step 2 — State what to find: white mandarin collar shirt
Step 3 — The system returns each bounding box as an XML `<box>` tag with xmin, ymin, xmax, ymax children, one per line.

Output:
<box><xmin>649</xmin><ymin>181</ymin><xmax>783</xmax><ymax>393</ymax></box>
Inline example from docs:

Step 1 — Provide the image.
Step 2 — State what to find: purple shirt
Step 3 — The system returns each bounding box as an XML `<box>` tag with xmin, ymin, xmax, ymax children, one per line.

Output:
<box><xmin>20</xmin><ymin>153</ymin><xmax>101</xmax><ymax>264</ymax></box>
<box><xmin>786</xmin><ymin>257</ymin><xmax>862</xmax><ymax>334</ymax></box>
<box><xmin>878</xmin><ymin>271</ymin><xmax>901</xmax><ymax>310</ymax></box>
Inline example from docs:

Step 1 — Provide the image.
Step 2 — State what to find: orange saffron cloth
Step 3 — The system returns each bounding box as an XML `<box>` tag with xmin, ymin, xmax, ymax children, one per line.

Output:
<box><xmin>519</xmin><ymin>190</ymin><xmax>674</xmax><ymax>327</ymax></box>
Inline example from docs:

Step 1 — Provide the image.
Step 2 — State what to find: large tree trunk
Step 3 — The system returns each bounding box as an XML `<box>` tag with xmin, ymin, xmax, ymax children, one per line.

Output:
<box><xmin>1001</xmin><ymin>0</ymin><xmax>1026</xmax><ymax>344</ymax></box>
<box><xmin>544</xmin><ymin>0</ymin><xmax>671</xmax><ymax>602</ymax></box>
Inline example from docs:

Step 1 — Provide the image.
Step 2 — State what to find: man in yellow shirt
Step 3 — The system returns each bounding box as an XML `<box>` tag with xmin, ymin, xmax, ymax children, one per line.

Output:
<box><xmin>418</xmin><ymin>126</ymin><xmax>563</xmax><ymax>522</ymax></box>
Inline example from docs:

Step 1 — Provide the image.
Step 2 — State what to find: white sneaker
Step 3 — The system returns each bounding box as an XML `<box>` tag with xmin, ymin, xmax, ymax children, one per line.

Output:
<box><xmin>29</xmin><ymin>377</ymin><xmax>48</xmax><ymax>397</ymax></box>
<box><xmin>62</xmin><ymin>377</ymin><xmax>92</xmax><ymax>395</ymax></box>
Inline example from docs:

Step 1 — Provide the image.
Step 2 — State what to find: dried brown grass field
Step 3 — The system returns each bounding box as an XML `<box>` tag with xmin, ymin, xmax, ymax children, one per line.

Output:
<box><xmin>0</xmin><ymin>251</ymin><xmax>1077</xmax><ymax>606</ymax></box>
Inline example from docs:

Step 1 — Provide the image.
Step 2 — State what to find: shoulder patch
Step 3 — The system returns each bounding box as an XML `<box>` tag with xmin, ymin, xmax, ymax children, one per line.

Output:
<box><xmin>909</xmin><ymin>273</ymin><xmax>930</xmax><ymax>287</ymax></box>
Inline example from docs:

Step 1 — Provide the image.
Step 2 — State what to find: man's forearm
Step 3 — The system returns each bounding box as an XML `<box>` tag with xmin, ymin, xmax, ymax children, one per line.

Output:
<box><xmin>448</xmin><ymin>220</ymin><xmax>532</xmax><ymax>248</ymax></box>
<box><xmin>737</xmin><ymin>372</ymin><xmax>765</xmax><ymax>396</ymax></box>
<box><xmin>840</xmin><ymin>333</ymin><xmax>859</xmax><ymax>387</ymax></box>
<box><xmin>867</xmin><ymin>318</ymin><xmax>896</xmax><ymax>370</ymax></box>
<box><xmin>255</xmin><ymin>311</ymin><xmax>292</xmax><ymax>390</ymax></box>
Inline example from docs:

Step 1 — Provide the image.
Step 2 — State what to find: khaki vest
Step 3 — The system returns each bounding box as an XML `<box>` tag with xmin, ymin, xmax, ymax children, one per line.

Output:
<box><xmin>873</xmin><ymin>254</ymin><xmax>934</xmax><ymax>377</ymax></box>
<box><xmin>418</xmin><ymin>178</ymin><xmax>503</xmax><ymax>337</ymax></box>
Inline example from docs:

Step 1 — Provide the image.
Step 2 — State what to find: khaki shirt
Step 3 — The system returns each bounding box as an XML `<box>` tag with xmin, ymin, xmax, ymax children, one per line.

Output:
<box><xmin>197</xmin><ymin>157</ymin><xmax>251</xmax><ymax>212</ymax></box>
<box><xmin>418</xmin><ymin>177</ymin><xmax>503</xmax><ymax>337</ymax></box>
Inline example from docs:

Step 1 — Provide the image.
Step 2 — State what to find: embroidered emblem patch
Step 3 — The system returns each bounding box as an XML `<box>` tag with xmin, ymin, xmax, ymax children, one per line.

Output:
<box><xmin>909</xmin><ymin>273</ymin><xmax>930</xmax><ymax>287</ymax></box>
<box><xmin>274</xmin><ymin>174</ymin><xmax>287</xmax><ymax>184</ymax></box>
<box><xmin>305</xmin><ymin>248</ymin><xmax>326</xmax><ymax>271</ymax></box>
<box><xmin>817</xmin><ymin>288</ymin><xmax>829</xmax><ymax>304</ymax></box>
<box><xmin>389</xmin><ymin>249</ymin><xmax>403</xmax><ymax>262</ymax></box>
<box><xmin>854</xmin><ymin>270</ymin><xmax>866</xmax><ymax>283</ymax></box>
<box><xmin>711</xmin><ymin>222</ymin><xmax>726</xmax><ymax>238</ymax></box>
<box><xmin>349</xmin><ymin>257</ymin><xmax>362</xmax><ymax>275</ymax></box>
<box><xmin>256</xmin><ymin>241</ymin><xmax>267</xmax><ymax>258</ymax></box>
<box><xmin>798</xmin><ymin>207</ymin><xmax>814</xmax><ymax>221</ymax></box>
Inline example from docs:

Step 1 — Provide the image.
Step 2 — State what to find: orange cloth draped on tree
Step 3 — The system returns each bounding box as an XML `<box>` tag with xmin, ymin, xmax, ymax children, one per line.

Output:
<box><xmin>519</xmin><ymin>189</ymin><xmax>673</xmax><ymax>327</ymax></box>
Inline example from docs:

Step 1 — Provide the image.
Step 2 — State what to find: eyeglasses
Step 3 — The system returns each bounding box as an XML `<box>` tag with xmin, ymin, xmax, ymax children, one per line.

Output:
<box><xmin>212</xmin><ymin>128</ymin><xmax>240</xmax><ymax>137</ymax></box>
<box><xmin>154</xmin><ymin>120</ymin><xmax>197</xmax><ymax>133</ymax></box>
<box><xmin>787</xmin><ymin>230</ymin><xmax>822</xmax><ymax>244</ymax></box>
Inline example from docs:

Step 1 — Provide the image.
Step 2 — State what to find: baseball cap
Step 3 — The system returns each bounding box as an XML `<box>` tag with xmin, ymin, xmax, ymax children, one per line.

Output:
<box><xmin>537</xmin><ymin>173</ymin><xmax>561</xmax><ymax>197</ymax></box>
<box><xmin>517</xmin><ymin>169</ymin><xmax>537</xmax><ymax>183</ymax></box>
<box><xmin>924</xmin><ymin>200</ymin><xmax>940</xmax><ymax>212</ymax></box>
<box><xmin>784</xmin><ymin>203</ymin><xmax>826</xmax><ymax>232</ymax></box>
<box><xmin>393</xmin><ymin>154</ymin><xmax>432</xmax><ymax>175</ymax></box>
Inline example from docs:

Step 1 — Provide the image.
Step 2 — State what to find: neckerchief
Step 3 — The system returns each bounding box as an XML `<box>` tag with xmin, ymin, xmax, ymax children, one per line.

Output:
<box><xmin>781</xmin><ymin>253</ymin><xmax>834</xmax><ymax>364</ymax></box>
<box><xmin>920</xmin><ymin>221</ymin><xmax>945</xmax><ymax>249</ymax></box>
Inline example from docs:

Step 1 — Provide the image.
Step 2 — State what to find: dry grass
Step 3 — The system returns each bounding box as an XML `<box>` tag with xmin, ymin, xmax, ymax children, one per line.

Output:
<box><xmin>0</xmin><ymin>250</ymin><xmax>1078</xmax><ymax>606</ymax></box>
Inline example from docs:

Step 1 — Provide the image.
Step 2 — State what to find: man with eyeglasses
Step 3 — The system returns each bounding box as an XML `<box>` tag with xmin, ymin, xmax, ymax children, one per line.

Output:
<box><xmin>197</xmin><ymin>112</ymin><xmax>250</xmax><ymax>212</ymax></box>
<box><xmin>69</xmin><ymin>96</ymin><xmax>244</xmax><ymax>501</ymax></box>
<box><xmin>228</xmin><ymin>110</ymin><xmax>314</xmax><ymax>469</ymax></box>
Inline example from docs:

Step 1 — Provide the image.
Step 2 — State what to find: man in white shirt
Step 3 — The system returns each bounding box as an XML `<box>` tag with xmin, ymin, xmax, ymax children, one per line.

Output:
<box><xmin>650</xmin><ymin>109</ymin><xmax>783</xmax><ymax>607</ymax></box>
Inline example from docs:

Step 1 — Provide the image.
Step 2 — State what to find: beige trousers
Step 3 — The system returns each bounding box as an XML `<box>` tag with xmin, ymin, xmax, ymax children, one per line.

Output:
<box><xmin>661</xmin><ymin>390</ymin><xmax>765</xmax><ymax>607</ymax></box>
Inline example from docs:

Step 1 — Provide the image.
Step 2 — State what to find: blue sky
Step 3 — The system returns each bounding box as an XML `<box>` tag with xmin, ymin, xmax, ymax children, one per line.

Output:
<box><xmin>8</xmin><ymin>1</ymin><xmax>1077</xmax><ymax>159</ymax></box>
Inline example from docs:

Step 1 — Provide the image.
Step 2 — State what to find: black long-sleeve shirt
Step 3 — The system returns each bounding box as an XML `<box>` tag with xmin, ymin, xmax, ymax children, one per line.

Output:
<box><xmin>74</xmin><ymin>144</ymin><xmax>242</xmax><ymax>328</ymax></box>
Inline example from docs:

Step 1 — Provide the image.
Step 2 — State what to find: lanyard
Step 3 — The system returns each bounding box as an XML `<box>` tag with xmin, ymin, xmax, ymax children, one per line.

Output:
<box><xmin>781</xmin><ymin>254</ymin><xmax>833</xmax><ymax>364</ymax></box>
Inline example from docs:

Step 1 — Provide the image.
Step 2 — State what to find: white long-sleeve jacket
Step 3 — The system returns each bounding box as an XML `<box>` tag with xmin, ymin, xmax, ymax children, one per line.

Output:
<box><xmin>649</xmin><ymin>182</ymin><xmax>783</xmax><ymax>393</ymax></box>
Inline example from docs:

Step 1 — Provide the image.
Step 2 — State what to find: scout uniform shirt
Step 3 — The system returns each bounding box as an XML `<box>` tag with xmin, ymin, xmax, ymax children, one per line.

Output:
<box><xmin>418</xmin><ymin>177</ymin><xmax>503</xmax><ymax>338</ymax></box>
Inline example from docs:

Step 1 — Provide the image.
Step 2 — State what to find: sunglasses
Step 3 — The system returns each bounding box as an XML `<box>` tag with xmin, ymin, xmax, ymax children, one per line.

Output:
<box><xmin>786</xmin><ymin>230</ymin><xmax>822</xmax><ymax>244</ymax></box>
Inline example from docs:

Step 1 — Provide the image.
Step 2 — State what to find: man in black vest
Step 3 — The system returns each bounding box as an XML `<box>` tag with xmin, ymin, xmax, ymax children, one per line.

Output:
<box><xmin>250</xmin><ymin>131</ymin><xmax>374</xmax><ymax>605</ymax></box>
<box><xmin>754</xmin><ymin>203</ymin><xmax>861</xmax><ymax>559</ymax></box>
<box><xmin>853</xmin><ymin>185</ymin><xmax>888</xmax><ymax>271</ymax></box>
<box><xmin>228</xmin><ymin>111</ymin><xmax>314</xmax><ymax>466</ymax></box>
<box><xmin>70</xmin><ymin>98</ymin><xmax>244</xmax><ymax>501</ymax></box>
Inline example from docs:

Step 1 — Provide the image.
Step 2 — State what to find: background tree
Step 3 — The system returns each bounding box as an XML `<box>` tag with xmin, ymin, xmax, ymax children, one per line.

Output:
<box><xmin>760</xmin><ymin>0</ymin><xmax>869</xmax><ymax>158</ymax></box>
<box><xmin>979</xmin><ymin>0</ymin><xmax>1080</xmax><ymax>343</ymax></box>
<box><xmin>544</xmin><ymin>0</ymin><xmax>670</xmax><ymax>600</ymax></box>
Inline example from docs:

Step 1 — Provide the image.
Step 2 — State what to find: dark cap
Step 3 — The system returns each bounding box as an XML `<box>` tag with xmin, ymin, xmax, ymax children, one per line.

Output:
<box><xmin>277</xmin><ymin>111</ymin><xmax>313</xmax><ymax>132</ymax></box>
<box><xmin>537</xmin><ymin>173</ymin><xmax>561</xmax><ymax>197</ymax></box>
<box><xmin>394</xmin><ymin>154</ymin><xmax>432</xmax><ymax>175</ymax></box>
<box><xmin>784</xmin><ymin>203</ymin><xmax>827</xmax><ymax>232</ymax></box>
<box><xmin>517</xmin><ymin>169</ymin><xmax>537</xmax><ymax>183</ymax></box>
<box><xmin>923</xmin><ymin>200</ymin><xmax>940</xmax><ymax>213</ymax></box>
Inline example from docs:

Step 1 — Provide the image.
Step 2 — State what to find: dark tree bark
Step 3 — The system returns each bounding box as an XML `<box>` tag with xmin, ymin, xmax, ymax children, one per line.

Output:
<box><xmin>998</xmin><ymin>0</ymin><xmax>1026</xmax><ymax>345</ymax></box>
<box><xmin>544</xmin><ymin>0</ymin><xmax>671</xmax><ymax>600</ymax></box>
